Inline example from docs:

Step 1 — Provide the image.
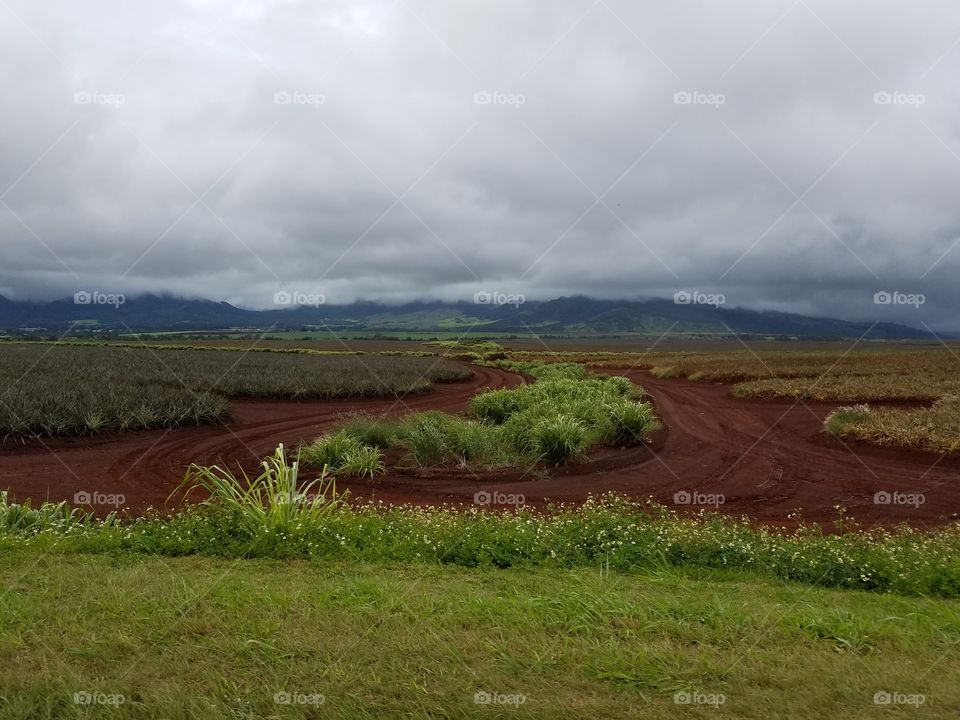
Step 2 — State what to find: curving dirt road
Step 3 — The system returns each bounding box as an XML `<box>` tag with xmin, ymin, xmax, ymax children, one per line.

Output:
<box><xmin>335</xmin><ymin>369</ymin><xmax>960</xmax><ymax>527</ymax></box>
<box><xmin>2</xmin><ymin>365</ymin><xmax>958</xmax><ymax>526</ymax></box>
<box><xmin>0</xmin><ymin>365</ymin><xmax>521</xmax><ymax>512</ymax></box>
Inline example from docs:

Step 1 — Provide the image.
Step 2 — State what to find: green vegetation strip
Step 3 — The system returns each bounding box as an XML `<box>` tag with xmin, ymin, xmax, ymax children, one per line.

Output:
<box><xmin>303</xmin><ymin>361</ymin><xmax>658</xmax><ymax>472</ymax></box>
<box><xmin>3</xmin><ymin>443</ymin><xmax>959</xmax><ymax>597</ymax></box>
<box><xmin>0</xmin><ymin>344</ymin><xmax>470</xmax><ymax>438</ymax></box>
<box><xmin>2</xmin><ymin>552</ymin><xmax>958</xmax><ymax>719</ymax></box>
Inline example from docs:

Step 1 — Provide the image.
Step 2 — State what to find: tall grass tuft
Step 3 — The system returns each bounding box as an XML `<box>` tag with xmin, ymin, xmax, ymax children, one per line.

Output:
<box><xmin>530</xmin><ymin>415</ymin><xmax>587</xmax><ymax>465</ymax></box>
<box><xmin>177</xmin><ymin>444</ymin><xmax>344</xmax><ymax>536</ymax></box>
<box><xmin>340</xmin><ymin>414</ymin><xmax>398</xmax><ymax>448</ymax></box>
<box><xmin>339</xmin><ymin>445</ymin><xmax>386</xmax><ymax>478</ymax></box>
<box><xmin>301</xmin><ymin>431</ymin><xmax>361</xmax><ymax>472</ymax></box>
<box><xmin>602</xmin><ymin>401</ymin><xmax>658</xmax><ymax>447</ymax></box>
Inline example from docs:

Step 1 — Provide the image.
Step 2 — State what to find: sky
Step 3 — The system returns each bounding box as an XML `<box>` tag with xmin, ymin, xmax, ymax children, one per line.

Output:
<box><xmin>1</xmin><ymin>0</ymin><xmax>959</xmax><ymax>330</ymax></box>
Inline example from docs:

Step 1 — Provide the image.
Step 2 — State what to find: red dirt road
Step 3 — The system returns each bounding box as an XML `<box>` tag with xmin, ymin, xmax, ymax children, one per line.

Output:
<box><xmin>2</xmin><ymin>365</ymin><xmax>958</xmax><ymax>526</ymax></box>
<box><xmin>336</xmin><ymin>369</ymin><xmax>960</xmax><ymax>527</ymax></box>
<box><xmin>0</xmin><ymin>365</ymin><xmax>520</xmax><ymax>512</ymax></box>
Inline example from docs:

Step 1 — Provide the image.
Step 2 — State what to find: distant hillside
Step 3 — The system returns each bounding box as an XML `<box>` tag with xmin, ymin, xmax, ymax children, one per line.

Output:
<box><xmin>0</xmin><ymin>294</ymin><xmax>931</xmax><ymax>340</ymax></box>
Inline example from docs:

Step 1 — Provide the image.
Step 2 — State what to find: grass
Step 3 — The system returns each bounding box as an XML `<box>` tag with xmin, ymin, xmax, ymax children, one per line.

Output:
<box><xmin>5</xmin><ymin>447</ymin><xmax>960</xmax><ymax>597</ymax></box>
<box><xmin>2</xmin><ymin>552</ymin><xmax>959</xmax><ymax>718</ymax></box>
<box><xmin>0</xmin><ymin>343</ymin><xmax>470</xmax><ymax>439</ymax></box>
<box><xmin>302</xmin><ymin>361</ymin><xmax>658</xmax><ymax>471</ymax></box>
<box><xmin>3</xmin><ymin>445</ymin><xmax>960</xmax><ymax>716</ymax></box>
<box><xmin>176</xmin><ymin>445</ymin><xmax>345</xmax><ymax>535</ymax></box>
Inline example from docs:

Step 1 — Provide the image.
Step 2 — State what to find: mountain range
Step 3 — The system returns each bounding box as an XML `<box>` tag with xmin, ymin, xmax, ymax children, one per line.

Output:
<box><xmin>0</xmin><ymin>294</ymin><xmax>934</xmax><ymax>340</ymax></box>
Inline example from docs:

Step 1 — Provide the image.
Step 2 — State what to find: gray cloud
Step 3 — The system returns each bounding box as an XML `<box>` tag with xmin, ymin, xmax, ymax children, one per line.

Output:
<box><xmin>1</xmin><ymin>0</ymin><xmax>959</xmax><ymax>330</ymax></box>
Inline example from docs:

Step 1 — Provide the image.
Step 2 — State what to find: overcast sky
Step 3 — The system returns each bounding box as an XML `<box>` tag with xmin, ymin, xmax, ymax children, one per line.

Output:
<box><xmin>1</xmin><ymin>0</ymin><xmax>959</xmax><ymax>330</ymax></box>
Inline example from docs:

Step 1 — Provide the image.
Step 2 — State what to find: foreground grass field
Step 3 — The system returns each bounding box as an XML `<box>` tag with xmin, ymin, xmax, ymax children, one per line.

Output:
<box><xmin>2</xmin><ymin>552</ymin><xmax>958</xmax><ymax>719</ymax></box>
<box><xmin>0</xmin><ymin>343</ymin><xmax>469</xmax><ymax>438</ymax></box>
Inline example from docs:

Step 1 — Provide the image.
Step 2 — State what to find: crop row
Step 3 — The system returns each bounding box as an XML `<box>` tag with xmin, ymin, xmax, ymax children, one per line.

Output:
<box><xmin>0</xmin><ymin>343</ymin><xmax>471</xmax><ymax>439</ymax></box>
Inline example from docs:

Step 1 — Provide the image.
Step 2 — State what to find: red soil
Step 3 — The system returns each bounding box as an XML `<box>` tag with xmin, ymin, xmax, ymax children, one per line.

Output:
<box><xmin>2</xmin><ymin>365</ymin><xmax>958</xmax><ymax>527</ymax></box>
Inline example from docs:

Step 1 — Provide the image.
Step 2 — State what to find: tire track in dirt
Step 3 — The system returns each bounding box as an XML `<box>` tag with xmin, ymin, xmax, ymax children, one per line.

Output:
<box><xmin>335</xmin><ymin>369</ymin><xmax>960</xmax><ymax>527</ymax></box>
<box><xmin>0</xmin><ymin>365</ymin><xmax>521</xmax><ymax>512</ymax></box>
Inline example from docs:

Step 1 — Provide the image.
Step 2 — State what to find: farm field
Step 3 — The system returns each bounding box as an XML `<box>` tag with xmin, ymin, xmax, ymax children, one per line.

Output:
<box><xmin>0</xmin><ymin>340</ymin><xmax>956</xmax><ymax>525</ymax></box>
<box><xmin>3</xmin><ymin>339</ymin><xmax>960</xmax><ymax>719</ymax></box>
<box><xmin>0</xmin><ymin>343</ymin><xmax>470</xmax><ymax>438</ymax></box>
<box><xmin>507</xmin><ymin>342</ymin><xmax>960</xmax><ymax>454</ymax></box>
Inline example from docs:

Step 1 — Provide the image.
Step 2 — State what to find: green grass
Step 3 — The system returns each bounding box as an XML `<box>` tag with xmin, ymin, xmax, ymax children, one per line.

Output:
<box><xmin>3</xmin><ymin>446</ymin><xmax>960</xmax><ymax>716</ymax></box>
<box><xmin>1</xmin><ymin>552</ymin><xmax>958</xmax><ymax>718</ymax></box>
<box><xmin>303</xmin><ymin>361</ymin><xmax>658</xmax><ymax>471</ymax></box>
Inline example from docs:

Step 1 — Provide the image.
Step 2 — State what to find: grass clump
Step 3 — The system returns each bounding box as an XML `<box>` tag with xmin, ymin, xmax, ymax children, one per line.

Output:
<box><xmin>400</xmin><ymin>411</ymin><xmax>457</xmax><ymax>465</ymax></box>
<box><xmin>0</xmin><ymin>491</ymin><xmax>94</xmax><ymax>534</ymax></box>
<box><xmin>602</xmin><ymin>400</ymin><xmax>658</xmax><ymax>447</ymax></box>
<box><xmin>339</xmin><ymin>445</ymin><xmax>386</xmax><ymax>478</ymax></box>
<box><xmin>529</xmin><ymin>414</ymin><xmax>587</xmax><ymax>464</ymax></box>
<box><xmin>176</xmin><ymin>444</ymin><xmax>344</xmax><ymax>537</ymax></box>
<box><xmin>339</xmin><ymin>414</ymin><xmax>398</xmax><ymax>448</ymax></box>
<box><xmin>301</xmin><ymin>430</ymin><xmax>361</xmax><ymax>471</ymax></box>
